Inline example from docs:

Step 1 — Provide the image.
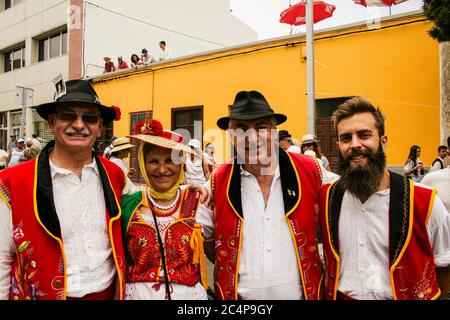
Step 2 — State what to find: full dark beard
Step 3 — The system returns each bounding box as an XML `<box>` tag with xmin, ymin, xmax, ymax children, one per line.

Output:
<box><xmin>337</xmin><ymin>144</ymin><xmax>386</xmax><ymax>201</ymax></box>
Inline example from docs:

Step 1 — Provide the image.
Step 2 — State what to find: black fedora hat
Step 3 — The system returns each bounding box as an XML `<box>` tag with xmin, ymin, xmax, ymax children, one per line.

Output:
<box><xmin>36</xmin><ymin>80</ymin><xmax>119</xmax><ymax>124</ymax></box>
<box><xmin>217</xmin><ymin>90</ymin><xmax>287</xmax><ymax>130</ymax></box>
<box><xmin>278</xmin><ymin>130</ymin><xmax>291</xmax><ymax>140</ymax></box>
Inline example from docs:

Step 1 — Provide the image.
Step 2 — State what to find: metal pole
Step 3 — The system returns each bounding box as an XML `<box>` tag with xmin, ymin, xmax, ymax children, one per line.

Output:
<box><xmin>306</xmin><ymin>0</ymin><xmax>316</xmax><ymax>134</ymax></box>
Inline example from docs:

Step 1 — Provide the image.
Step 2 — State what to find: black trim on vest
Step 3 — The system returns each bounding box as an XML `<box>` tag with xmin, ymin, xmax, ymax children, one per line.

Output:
<box><xmin>228</xmin><ymin>160</ymin><xmax>243</xmax><ymax>218</ymax></box>
<box><xmin>36</xmin><ymin>140</ymin><xmax>62</xmax><ymax>239</ymax></box>
<box><xmin>388</xmin><ymin>171</ymin><xmax>410</xmax><ymax>266</ymax></box>
<box><xmin>327</xmin><ymin>171</ymin><xmax>410</xmax><ymax>263</ymax></box>
<box><xmin>432</xmin><ymin>158</ymin><xmax>444</xmax><ymax>170</ymax></box>
<box><xmin>279</xmin><ymin>149</ymin><xmax>300</xmax><ymax>215</ymax></box>
<box><xmin>328</xmin><ymin>182</ymin><xmax>345</xmax><ymax>252</ymax></box>
<box><xmin>35</xmin><ymin>141</ymin><xmax>120</xmax><ymax>240</ymax></box>
<box><xmin>227</xmin><ymin>149</ymin><xmax>300</xmax><ymax>218</ymax></box>
<box><xmin>95</xmin><ymin>154</ymin><xmax>120</xmax><ymax>219</ymax></box>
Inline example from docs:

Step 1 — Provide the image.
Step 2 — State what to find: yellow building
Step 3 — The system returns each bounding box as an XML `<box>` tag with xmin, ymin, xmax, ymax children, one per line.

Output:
<box><xmin>93</xmin><ymin>12</ymin><xmax>440</xmax><ymax>172</ymax></box>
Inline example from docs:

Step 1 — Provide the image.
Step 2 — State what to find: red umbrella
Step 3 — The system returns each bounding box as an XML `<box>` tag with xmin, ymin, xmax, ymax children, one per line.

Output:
<box><xmin>279</xmin><ymin>1</ymin><xmax>336</xmax><ymax>26</ymax></box>
<box><xmin>353</xmin><ymin>0</ymin><xmax>410</xmax><ymax>14</ymax></box>
<box><xmin>353</xmin><ymin>0</ymin><xmax>409</xmax><ymax>6</ymax></box>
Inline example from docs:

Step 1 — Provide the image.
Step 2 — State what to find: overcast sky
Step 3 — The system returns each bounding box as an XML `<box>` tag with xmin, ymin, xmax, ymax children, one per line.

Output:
<box><xmin>230</xmin><ymin>0</ymin><xmax>425</xmax><ymax>40</ymax></box>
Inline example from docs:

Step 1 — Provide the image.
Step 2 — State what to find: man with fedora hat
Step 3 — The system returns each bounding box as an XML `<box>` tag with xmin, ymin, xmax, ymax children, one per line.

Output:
<box><xmin>201</xmin><ymin>90</ymin><xmax>327</xmax><ymax>300</ymax></box>
<box><xmin>278</xmin><ymin>130</ymin><xmax>301</xmax><ymax>154</ymax></box>
<box><xmin>0</xmin><ymin>79</ymin><xmax>127</xmax><ymax>300</ymax></box>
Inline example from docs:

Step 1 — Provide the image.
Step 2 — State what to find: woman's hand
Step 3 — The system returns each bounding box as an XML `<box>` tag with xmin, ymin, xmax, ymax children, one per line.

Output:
<box><xmin>186</xmin><ymin>184</ymin><xmax>212</xmax><ymax>209</ymax></box>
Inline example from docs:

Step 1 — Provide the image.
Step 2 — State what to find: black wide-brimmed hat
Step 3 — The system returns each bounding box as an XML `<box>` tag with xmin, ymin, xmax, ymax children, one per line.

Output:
<box><xmin>36</xmin><ymin>80</ymin><xmax>120</xmax><ymax>124</ymax></box>
<box><xmin>278</xmin><ymin>130</ymin><xmax>292</xmax><ymax>140</ymax></box>
<box><xmin>217</xmin><ymin>90</ymin><xmax>287</xmax><ymax>130</ymax></box>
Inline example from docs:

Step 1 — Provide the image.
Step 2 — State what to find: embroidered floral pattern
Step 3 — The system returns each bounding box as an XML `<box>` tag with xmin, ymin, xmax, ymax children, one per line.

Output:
<box><xmin>10</xmin><ymin>221</ymin><xmax>43</xmax><ymax>300</ymax></box>
<box><xmin>126</xmin><ymin>195</ymin><xmax>201</xmax><ymax>287</ymax></box>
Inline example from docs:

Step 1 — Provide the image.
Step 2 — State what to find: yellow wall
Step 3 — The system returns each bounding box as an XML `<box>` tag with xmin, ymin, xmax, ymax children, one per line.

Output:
<box><xmin>93</xmin><ymin>14</ymin><xmax>440</xmax><ymax>167</ymax></box>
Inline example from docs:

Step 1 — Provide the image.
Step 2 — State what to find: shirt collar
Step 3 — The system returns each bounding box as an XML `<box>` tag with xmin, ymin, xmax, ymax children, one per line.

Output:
<box><xmin>49</xmin><ymin>158</ymin><xmax>100</xmax><ymax>178</ymax></box>
<box><xmin>239</xmin><ymin>165</ymin><xmax>280</xmax><ymax>179</ymax></box>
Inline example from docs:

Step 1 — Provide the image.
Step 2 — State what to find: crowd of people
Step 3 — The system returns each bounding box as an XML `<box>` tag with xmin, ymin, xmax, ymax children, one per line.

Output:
<box><xmin>103</xmin><ymin>41</ymin><xmax>173</xmax><ymax>74</ymax></box>
<box><xmin>0</xmin><ymin>134</ymin><xmax>42</xmax><ymax>170</ymax></box>
<box><xmin>0</xmin><ymin>79</ymin><xmax>449</xmax><ymax>301</ymax></box>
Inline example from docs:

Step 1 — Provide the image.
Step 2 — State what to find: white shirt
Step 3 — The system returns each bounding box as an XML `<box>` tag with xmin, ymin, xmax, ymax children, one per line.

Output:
<box><xmin>8</xmin><ymin>148</ymin><xmax>25</xmax><ymax>167</ymax></box>
<box><xmin>422</xmin><ymin>168</ymin><xmax>450</xmax><ymax>213</ymax></box>
<box><xmin>200</xmin><ymin>166</ymin><xmax>303</xmax><ymax>300</ymax></box>
<box><xmin>159</xmin><ymin>47</ymin><xmax>172</xmax><ymax>61</ymax></box>
<box><xmin>287</xmin><ymin>145</ymin><xmax>301</xmax><ymax>154</ymax></box>
<box><xmin>338</xmin><ymin>185</ymin><xmax>450</xmax><ymax>300</ymax></box>
<box><xmin>0</xmin><ymin>160</ymin><xmax>117</xmax><ymax>299</ymax></box>
<box><xmin>185</xmin><ymin>155</ymin><xmax>207</xmax><ymax>186</ymax></box>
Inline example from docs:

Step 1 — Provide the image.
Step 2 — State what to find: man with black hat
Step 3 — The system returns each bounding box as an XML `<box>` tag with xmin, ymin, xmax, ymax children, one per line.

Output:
<box><xmin>200</xmin><ymin>90</ymin><xmax>326</xmax><ymax>300</ymax></box>
<box><xmin>0</xmin><ymin>79</ymin><xmax>127</xmax><ymax>300</ymax></box>
<box><xmin>278</xmin><ymin>129</ymin><xmax>301</xmax><ymax>154</ymax></box>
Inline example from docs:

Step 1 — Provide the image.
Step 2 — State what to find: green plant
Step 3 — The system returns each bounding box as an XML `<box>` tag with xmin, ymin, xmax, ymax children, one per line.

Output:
<box><xmin>423</xmin><ymin>0</ymin><xmax>450</xmax><ymax>42</ymax></box>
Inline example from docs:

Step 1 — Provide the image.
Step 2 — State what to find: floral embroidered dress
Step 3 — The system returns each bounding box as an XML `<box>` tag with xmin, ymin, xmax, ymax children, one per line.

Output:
<box><xmin>121</xmin><ymin>188</ymin><xmax>212</xmax><ymax>300</ymax></box>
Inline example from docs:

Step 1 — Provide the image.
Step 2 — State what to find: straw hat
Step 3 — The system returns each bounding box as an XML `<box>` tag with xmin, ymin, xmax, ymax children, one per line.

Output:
<box><xmin>301</xmin><ymin>133</ymin><xmax>318</xmax><ymax>145</ymax></box>
<box><xmin>109</xmin><ymin>137</ymin><xmax>135</xmax><ymax>154</ymax></box>
<box><xmin>130</xmin><ymin>119</ymin><xmax>193</xmax><ymax>154</ymax></box>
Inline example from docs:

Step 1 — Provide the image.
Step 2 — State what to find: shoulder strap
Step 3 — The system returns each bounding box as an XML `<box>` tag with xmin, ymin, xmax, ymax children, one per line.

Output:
<box><xmin>432</xmin><ymin>158</ymin><xmax>444</xmax><ymax>169</ymax></box>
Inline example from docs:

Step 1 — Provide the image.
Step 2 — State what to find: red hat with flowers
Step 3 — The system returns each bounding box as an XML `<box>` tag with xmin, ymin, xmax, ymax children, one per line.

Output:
<box><xmin>130</xmin><ymin>119</ymin><xmax>193</xmax><ymax>154</ymax></box>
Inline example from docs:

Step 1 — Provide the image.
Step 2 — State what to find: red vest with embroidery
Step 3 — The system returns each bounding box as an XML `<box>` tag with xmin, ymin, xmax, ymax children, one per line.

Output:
<box><xmin>126</xmin><ymin>190</ymin><xmax>202</xmax><ymax>286</ymax></box>
<box><xmin>319</xmin><ymin>173</ymin><xmax>441</xmax><ymax>300</ymax></box>
<box><xmin>211</xmin><ymin>150</ymin><xmax>324</xmax><ymax>300</ymax></box>
<box><xmin>0</xmin><ymin>152</ymin><xmax>126</xmax><ymax>300</ymax></box>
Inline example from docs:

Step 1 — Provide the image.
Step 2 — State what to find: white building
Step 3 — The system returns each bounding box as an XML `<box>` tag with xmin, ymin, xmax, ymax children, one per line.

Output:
<box><xmin>0</xmin><ymin>0</ymin><xmax>257</xmax><ymax>150</ymax></box>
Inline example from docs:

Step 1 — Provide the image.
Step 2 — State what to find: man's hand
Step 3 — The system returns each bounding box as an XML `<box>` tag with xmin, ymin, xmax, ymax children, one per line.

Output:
<box><xmin>186</xmin><ymin>184</ymin><xmax>212</xmax><ymax>209</ymax></box>
<box><xmin>128</xmin><ymin>168</ymin><xmax>136</xmax><ymax>178</ymax></box>
<box><xmin>436</xmin><ymin>266</ymin><xmax>450</xmax><ymax>300</ymax></box>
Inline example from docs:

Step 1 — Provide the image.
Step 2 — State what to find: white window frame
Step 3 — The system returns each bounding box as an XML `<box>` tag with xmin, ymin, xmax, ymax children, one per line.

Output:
<box><xmin>38</xmin><ymin>30</ymin><xmax>68</xmax><ymax>62</ymax></box>
<box><xmin>3</xmin><ymin>45</ymin><xmax>25</xmax><ymax>73</ymax></box>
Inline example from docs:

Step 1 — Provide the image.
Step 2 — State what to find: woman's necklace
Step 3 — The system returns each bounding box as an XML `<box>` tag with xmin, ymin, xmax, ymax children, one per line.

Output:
<box><xmin>147</xmin><ymin>188</ymin><xmax>181</xmax><ymax>211</ymax></box>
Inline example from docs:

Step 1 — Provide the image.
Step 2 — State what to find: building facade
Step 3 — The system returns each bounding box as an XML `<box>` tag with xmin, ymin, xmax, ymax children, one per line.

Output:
<box><xmin>0</xmin><ymin>0</ymin><xmax>257</xmax><ymax>150</ymax></box>
<box><xmin>91</xmin><ymin>12</ymin><xmax>441</xmax><ymax>178</ymax></box>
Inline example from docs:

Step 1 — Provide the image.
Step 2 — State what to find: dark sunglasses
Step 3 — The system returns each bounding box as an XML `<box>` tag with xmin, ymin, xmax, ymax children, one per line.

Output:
<box><xmin>57</xmin><ymin>110</ymin><xmax>100</xmax><ymax>124</ymax></box>
<box><xmin>302</xmin><ymin>143</ymin><xmax>314</xmax><ymax>148</ymax></box>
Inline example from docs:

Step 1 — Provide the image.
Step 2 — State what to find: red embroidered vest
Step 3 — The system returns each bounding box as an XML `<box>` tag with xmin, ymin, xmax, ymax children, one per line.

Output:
<box><xmin>125</xmin><ymin>189</ymin><xmax>202</xmax><ymax>286</ymax></box>
<box><xmin>0</xmin><ymin>143</ymin><xmax>126</xmax><ymax>300</ymax></box>
<box><xmin>211</xmin><ymin>150</ymin><xmax>324</xmax><ymax>300</ymax></box>
<box><xmin>319</xmin><ymin>172</ymin><xmax>441</xmax><ymax>300</ymax></box>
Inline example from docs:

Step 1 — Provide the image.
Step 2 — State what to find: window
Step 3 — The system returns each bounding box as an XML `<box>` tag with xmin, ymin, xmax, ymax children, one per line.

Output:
<box><xmin>38</xmin><ymin>30</ymin><xmax>67</xmax><ymax>62</ymax></box>
<box><xmin>171</xmin><ymin>106</ymin><xmax>203</xmax><ymax>145</ymax></box>
<box><xmin>4</xmin><ymin>0</ymin><xmax>24</xmax><ymax>10</ymax></box>
<box><xmin>0</xmin><ymin>112</ymin><xmax>7</xmax><ymax>150</ymax></box>
<box><xmin>3</xmin><ymin>45</ymin><xmax>25</xmax><ymax>72</ymax></box>
<box><xmin>129</xmin><ymin>111</ymin><xmax>152</xmax><ymax>184</ymax></box>
<box><xmin>95</xmin><ymin>121</ymin><xmax>114</xmax><ymax>157</ymax></box>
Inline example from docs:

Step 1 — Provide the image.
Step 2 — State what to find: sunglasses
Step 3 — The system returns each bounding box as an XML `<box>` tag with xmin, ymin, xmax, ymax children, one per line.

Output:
<box><xmin>57</xmin><ymin>110</ymin><xmax>100</xmax><ymax>124</ymax></box>
<box><xmin>302</xmin><ymin>143</ymin><xmax>314</xmax><ymax>148</ymax></box>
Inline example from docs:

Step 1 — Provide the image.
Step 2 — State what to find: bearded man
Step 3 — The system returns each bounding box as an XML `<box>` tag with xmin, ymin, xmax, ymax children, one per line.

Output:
<box><xmin>318</xmin><ymin>96</ymin><xmax>450</xmax><ymax>300</ymax></box>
